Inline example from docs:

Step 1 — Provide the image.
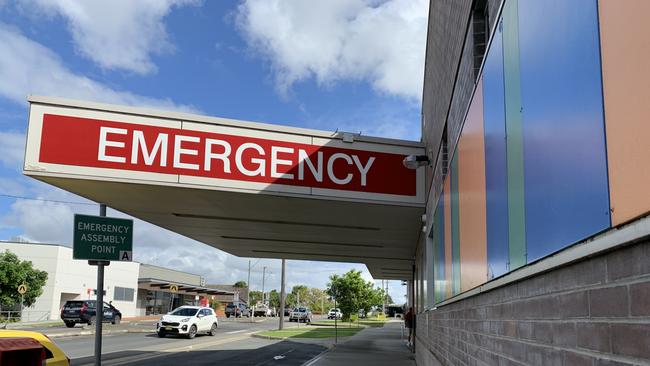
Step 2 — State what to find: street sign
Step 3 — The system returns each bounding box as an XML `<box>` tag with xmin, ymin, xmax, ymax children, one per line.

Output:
<box><xmin>73</xmin><ymin>214</ymin><xmax>133</xmax><ymax>261</ymax></box>
<box><xmin>17</xmin><ymin>284</ymin><xmax>27</xmax><ymax>295</ymax></box>
<box><xmin>170</xmin><ymin>284</ymin><xmax>178</xmax><ymax>293</ymax></box>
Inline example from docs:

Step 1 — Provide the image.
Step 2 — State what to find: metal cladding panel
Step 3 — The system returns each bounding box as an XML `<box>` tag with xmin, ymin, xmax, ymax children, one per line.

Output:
<box><xmin>458</xmin><ymin>80</ymin><xmax>488</xmax><ymax>292</ymax></box>
<box><xmin>518</xmin><ymin>0</ymin><xmax>611</xmax><ymax>262</ymax></box>
<box><xmin>482</xmin><ymin>21</ymin><xmax>509</xmax><ymax>280</ymax></box>
<box><xmin>599</xmin><ymin>0</ymin><xmax>650</xmax><ymax>226</ymax></box>
<box><xmin>434</xmin><ymin>197</ymin><xmax>445</xmax><ymax>304</ymax></box>
<box><xmin>443</xmin><ymin>174</ymin><xmax>453</xmax><ymax>299</ymax></box>
<box><xmin>502</xmin><ymin>0</ymin><xmax>526</xmax><ymax>271</ymax></box>
<box><xmin>450</xmin><ymin>152</ymin><xmax>461</xmax><ymax>295</ymax></box>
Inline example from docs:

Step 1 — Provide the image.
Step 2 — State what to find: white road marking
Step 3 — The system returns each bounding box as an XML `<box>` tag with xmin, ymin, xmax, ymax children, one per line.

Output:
<box><xmin>226</xmin><ymin>329</ymin><xmax>248</xmax><ymax>334</ymax></box>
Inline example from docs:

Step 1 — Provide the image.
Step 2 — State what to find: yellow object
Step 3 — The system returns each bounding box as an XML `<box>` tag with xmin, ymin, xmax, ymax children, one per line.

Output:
<box><xmin>0</xmin><ymin>329</ymin><xmax>70</xmax><ymax>365</ymax></box>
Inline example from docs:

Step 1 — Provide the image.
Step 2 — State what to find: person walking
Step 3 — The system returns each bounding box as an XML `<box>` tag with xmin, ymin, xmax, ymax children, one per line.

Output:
<box><xmin>404</xmin><ymin>307</ymin><xmax>414</xmax><ymax>347</ymax></box>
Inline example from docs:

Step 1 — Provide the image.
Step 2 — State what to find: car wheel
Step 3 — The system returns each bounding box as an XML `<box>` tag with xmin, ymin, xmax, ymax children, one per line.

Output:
<box><xmin>112</xmin><ymin>315</ymin><xmax>121</xmax><ymax>325</ymax></box>
<box><xmin>65</xmin><ymin>321</ymin><xmax>75</xmax><ymax>328</ymax></box>
<box><xmin>88</xmin><ymin>316</ymin><xmax>96</xmax><ymax>326</ymax></box>
<box><xmin>209</xmin><ymin>323</ymin><xmax>218</xmax><ymax>336</ymax></box>
<box><xmin>226</xmin><ymin>314</ymin><xmax>230</xmax><ymax>318</ymax></box>
<box><xmin>187</xmin><ymin>325</ymin><xmax>197</xmax><ymax>339</ymax></box>
<box><xmin>157</xmin><ymin>331</ymin><xmax>166</xmax><ymax>338</ymax></box>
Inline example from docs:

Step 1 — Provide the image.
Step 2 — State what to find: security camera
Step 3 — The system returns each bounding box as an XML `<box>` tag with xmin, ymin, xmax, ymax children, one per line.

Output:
<box><xmin>403</xmin><ymin>155</ymin><xmax>430</xmax><ymax>169</ymax></box>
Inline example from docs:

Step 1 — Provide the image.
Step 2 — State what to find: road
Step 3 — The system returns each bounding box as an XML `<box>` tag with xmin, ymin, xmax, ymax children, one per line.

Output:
<box><xmin>48</xmin><ymin>317</ymin><xmax>327</xmax><ymax>365</ymax></box>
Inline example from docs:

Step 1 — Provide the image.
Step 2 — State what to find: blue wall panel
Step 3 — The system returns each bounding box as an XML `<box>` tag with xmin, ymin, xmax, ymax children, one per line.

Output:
<box><xmin>482</xmin><ymin>21</ymin><xmax>509</xmax><ymax>279</ymax></box>
<box><xmin>518</xmin><ymin>0</ymin><xmax>611</xmax><ymax>262</ymax></box>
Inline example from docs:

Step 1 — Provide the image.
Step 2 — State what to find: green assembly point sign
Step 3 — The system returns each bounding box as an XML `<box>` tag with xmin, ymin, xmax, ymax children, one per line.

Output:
<box><xmin>73</xmin><ymin>214</ymin><xmax>133</xmax><ymax>261</ymax></box>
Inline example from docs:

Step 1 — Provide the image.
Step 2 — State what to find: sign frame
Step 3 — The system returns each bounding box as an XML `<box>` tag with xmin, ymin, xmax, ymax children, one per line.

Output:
<box><xmin>73</xmin><ymin>214</ymin><xmax>133</xmax><ymax>261</ymax></box>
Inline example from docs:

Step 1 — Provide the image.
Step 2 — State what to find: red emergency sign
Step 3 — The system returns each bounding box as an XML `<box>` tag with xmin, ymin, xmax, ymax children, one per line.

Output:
<box><xmin>38</xmin><ymin>114</ymin><xmax>416</xmax><ymax>196</ymax></box>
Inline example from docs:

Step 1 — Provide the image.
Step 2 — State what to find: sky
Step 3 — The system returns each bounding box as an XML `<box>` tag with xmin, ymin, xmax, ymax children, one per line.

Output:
<box><xmin>0</xmin><ymin>0</ymin><xmax>428</xmax><ymax>304</ymax></box>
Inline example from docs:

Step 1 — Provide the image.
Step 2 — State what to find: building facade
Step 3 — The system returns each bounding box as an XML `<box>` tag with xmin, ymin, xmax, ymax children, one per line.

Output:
<box><xmin>415</xmin><ymin>0</ymin><xmax>650</xmax><ymax>365</ymax></box>
<box><xmin>0</xmin><ymin>241</ymin><xmax>231</xmax><ymax>320</ymax></box>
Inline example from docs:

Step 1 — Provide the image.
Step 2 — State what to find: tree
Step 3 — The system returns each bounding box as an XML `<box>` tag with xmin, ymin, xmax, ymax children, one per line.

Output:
<box><xmin>268</xmin><ymin>289</ymin><xmax>280</xmax><ymax>309</ymax></box>
<box><xmin>233</xmin><ymin>281</ymin><xmax>247</xmax><ymax>288</ymax></box>
<box><xmin>0</xmin><ymin>250</ymin><xmax>48</xmax><ymax>307</ymax></box>
<box><xmin>248</xmin><ymin>290</ymin><xmax>263</xmax><ymax>304</ymax></box>
<box><xmin>326</xmin><ymin>270</ymin><xmax>383</xmax><ymax>321</ymax></box>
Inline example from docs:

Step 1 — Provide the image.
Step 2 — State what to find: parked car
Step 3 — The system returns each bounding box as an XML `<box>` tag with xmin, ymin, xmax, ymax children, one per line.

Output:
<box><xmin>60</xmin><ymin>300</ymin><xmax>121</xmax><ymax>327</ymax></box>
<box><xmin>253</xmin><ymin>304</ymin><xmax>272</xmax><ymax>317</ymax></box>
<box><xmin>327</xmin><ymin>308</ymin><xmax>342</xmax><ymax>320</ymax></box>
<box><xmin>225</xmin><ymin>303</ymin><xmax>250</xmax><ymax>318</ymax></box>
<box><xmin>289</xmin><ymin>307</ymin><xmax>312</xmax><ymax>323</ymax></box>
<box><xmin>283</xmin><ymin>307</ymin><xmax>292</xmax><ymax>317</ymax></box>
<box><xmin>0</xmin><ymin>329</ymin><xmax>70</xmax><ymax>365</ymax></box>
<box><xmin>157</xmin><ymin>306</ymin><xmax>218</xmax><ymax>339</ymax></box>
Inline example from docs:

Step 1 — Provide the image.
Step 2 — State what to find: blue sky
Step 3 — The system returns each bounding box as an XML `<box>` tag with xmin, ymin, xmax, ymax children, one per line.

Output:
<box><xmin>0</xmin><ymin>0</ymin><xmax>427</xmax><ymax>303</ymax></box>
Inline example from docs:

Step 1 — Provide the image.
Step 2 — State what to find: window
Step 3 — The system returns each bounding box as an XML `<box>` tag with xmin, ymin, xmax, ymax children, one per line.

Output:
<box><xmin>113</xmin><ymin>287</ymin><xmax>135</xmax><ymax>302</ymax></box>
<box><xmin>472</xmin><ymin>0</ymin><xmax>489</xmax><ymax>80</ymax></box>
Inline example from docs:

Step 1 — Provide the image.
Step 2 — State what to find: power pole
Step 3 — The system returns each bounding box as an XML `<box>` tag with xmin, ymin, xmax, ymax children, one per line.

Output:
<box><xmin>382</xmin><ymin>280</ymin><xmax>386</xmax><ymax>313</ymax></box>
<box><xmin>261</xmin><ymin>266</ymin><xmax>267</xmax><ymax>304</ymax></box>
<box><xmin>247</xmin><ymin>260</ymin><xmax>251</xmax><ymax>305</ymax></box>
<box><xmin>279</xmin><ymin>259</ymin><xmax>286</xmax><ymax>330</ymax></box>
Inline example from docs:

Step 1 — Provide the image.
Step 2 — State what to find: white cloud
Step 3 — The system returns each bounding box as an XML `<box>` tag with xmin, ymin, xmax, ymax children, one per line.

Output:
<box><xmin>236</xmin><ymin>0</ymin><xmax>428</xmax><ymax>101</ymax></box>
<box><xmin>0</xmin><ymin>25</ymin><xmax>196</xmax><ymax>112</ymax></box>
<box><xmin>20</xmin><ymin>0</ymin><xmax>199</xmax><ymax>74</ymax></box>
<box><xmin>0</xmin><ymin>131</ymin><xmax>25</xmax><ymax>169</ymax></box>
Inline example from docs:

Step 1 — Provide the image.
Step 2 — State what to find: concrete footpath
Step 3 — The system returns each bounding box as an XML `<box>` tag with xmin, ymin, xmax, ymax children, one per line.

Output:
<box><xmin>306</xmin><ymin>321</ymin><xmax>415</xmax><ymax>366</ymax></box>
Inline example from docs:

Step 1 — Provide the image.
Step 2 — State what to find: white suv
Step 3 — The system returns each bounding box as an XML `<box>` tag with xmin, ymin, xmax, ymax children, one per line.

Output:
<box><xmin>327</xmin><ymin>308</ymin><xmax>342</xmax><ymax>320</ymax></box>
<box><xmin>157</xmin><ymin>306</ymin><xmax>218</xmax><ymax>339</ymax></box>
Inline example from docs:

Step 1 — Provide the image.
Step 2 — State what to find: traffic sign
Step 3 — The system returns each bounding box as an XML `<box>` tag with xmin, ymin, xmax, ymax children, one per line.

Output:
<box><xmin>73</xmin><ymin>214</ymin><xmax>133</xmax><ymax>261</ymax></box>
<box><xmin>17</xmin><ymin>284</ymin><xmax>27</xmax><ymax>295</ymax></box>
<box><xmin>170</xmin><ymin>284</ymin><xmax>178</xmax><ymax>293</ymax></box>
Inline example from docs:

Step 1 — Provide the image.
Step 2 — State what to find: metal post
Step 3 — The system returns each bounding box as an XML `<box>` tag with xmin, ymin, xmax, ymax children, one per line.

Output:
<box><xmin>279</xmin><ymin>259</ymin><xmax>286</xmax><ymax>330</ymax></box>
<box><xmin>247</xmin><ymin>260</ymin><xmax>251</xmax><ymax>305</ymax></box>
<box><xmin>382</xmin><ymin>280</ymin><xmax>385</xmax><ymax>313</ymax></box>
<box><xmin>261</xmin><ymin>266</ymin><xmax>266</xmax><ymax>305</ymax></box>
<box><xmin>334</xmin><ymin>297</ymin><xmax>337</xmax><ymax>344</ymax></box>
<box><xmin>94</xmin><ymin>203</ymin><xmax>107</xmax><ymax>366</ymax></box>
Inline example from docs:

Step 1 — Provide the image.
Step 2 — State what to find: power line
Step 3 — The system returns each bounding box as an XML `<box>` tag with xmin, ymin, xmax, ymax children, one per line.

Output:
<box><xmin>0</xmin><ymin>194</ymin><xmax>96</xmax><ymax>206</ymax></box>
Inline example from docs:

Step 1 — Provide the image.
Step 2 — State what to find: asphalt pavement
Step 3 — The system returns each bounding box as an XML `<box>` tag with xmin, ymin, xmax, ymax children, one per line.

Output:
<box><xmin>44</xmin><ymin>316</ymin><xmax>327</xmax><ymax>365</ymax></box>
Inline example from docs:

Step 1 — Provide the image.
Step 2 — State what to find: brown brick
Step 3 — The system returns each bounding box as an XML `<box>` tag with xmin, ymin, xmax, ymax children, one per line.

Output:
<box><xmin>518</xmin><ymin>321</ymin><xmax>533</xmax><ymax>340</ymax></box>
<box><xmin>496</xmin><ymin>338</ymin><xmax>526</xmax><ymax>362</ymax></box>
<box><xmin>610</xmin><ymin>323</ymin><xmax>650</xmax><ymax>359</ymax></box>
<box><xmin>503</xmin><ymin>320</ymin><xmax>517</xmax><ymax>338</ymax></box>
<box><xmin>525</xmin><ymin>344</ymin><xmax>562</xmax><ymax>366</ymax></box>
<box><xmin>629</xmin><ymin>281</ymin><xmax>650</xmax><ymax>316</ymax></box>
<box><xmin>552</xmin><ymin>322</ymin><xmax>577</xmax><ymax>348</ymax></box>
<box><xmin>531</xmin><ymin>322</ymin><xmax>554</xmax><ymax>345</ymax></box>
<box><xmin>563</xmin><ymin>351</ymin><xmax>593</xmax><ymax>366</ymax></box>
<box><xmin>594</xmin><ymin>359</ymin><xmax>635</xmax><ymax>366</ymax></box>
<box><xmin>589</xmin><ymin>286</ymin><xmax>629</xmax><ymax>317</ymax></box>
<box><xmin>557</xmin><ymin>291</ymin><xmax>589</xmax><ymax>318</ymax></box>
<box><xmin>607</xmin><ymin>242</ymin><xmax>650</xmax><ymax>282</ymax></box>
<box><xmin>577</xmin><ymin>322</ymin><xmax>610</xmax><ymax>352</ymax></box>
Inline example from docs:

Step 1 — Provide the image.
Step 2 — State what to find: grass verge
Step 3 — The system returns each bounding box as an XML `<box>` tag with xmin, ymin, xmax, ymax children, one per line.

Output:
<box><xmin>257</xmin><ymin>327</ymin><xmax>362</xmax><ymax>339</ymax></box>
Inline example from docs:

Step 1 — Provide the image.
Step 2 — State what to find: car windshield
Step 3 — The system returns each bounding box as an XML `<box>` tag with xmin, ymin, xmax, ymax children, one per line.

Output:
<box><xmin>226</xmin><ymin>304</ymin><xmax>236</xmax><ymax>308</ymax></box>
<box><xmin>296</xmin><ymin>308</ymin><xmax>307</xmax><ymax>312</ymax></box>
<box><xmin>170</xmin><ymin>308</ymin><xmax>198</xmax><ymax>316</ymax></box>
<box><xmin>64</xmin><ymin>301</ymin><xmax>84</xmax><ymax>309</ymax></box>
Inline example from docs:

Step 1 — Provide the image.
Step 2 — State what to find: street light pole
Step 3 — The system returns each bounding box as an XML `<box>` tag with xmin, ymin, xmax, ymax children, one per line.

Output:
<box><xmin>279</xmin><ymin>259</ymin><xmax>286</xmax><ymax>330</ymax></box>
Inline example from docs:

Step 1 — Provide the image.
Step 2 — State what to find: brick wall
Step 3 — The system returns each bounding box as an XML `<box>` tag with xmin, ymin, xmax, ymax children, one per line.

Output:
<box><xmin>415</xmin><ymin>240</ymin><xmax>650</xmax><ymax>366</ymax></box>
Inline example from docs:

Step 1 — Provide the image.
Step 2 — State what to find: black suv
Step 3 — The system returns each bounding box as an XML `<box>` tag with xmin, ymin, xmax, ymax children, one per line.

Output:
<box><xmin>61</xmin><ymin>300</ymin><xmax>122</xmax><ymax>328</ymax></box>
